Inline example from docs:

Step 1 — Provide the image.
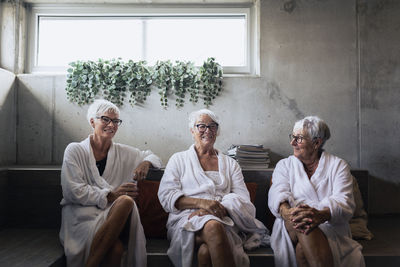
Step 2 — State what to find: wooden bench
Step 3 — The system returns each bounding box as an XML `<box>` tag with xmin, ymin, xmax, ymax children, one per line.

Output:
<box><xmin>1</xmin><ymin>167</ymin><xmax>399</xmax><ymax>267</ymax></box>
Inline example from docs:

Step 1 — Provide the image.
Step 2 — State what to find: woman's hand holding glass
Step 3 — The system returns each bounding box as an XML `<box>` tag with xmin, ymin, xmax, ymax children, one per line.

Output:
<box><xmin>107</xmin><ymin>182</ymin><xmax>139</xmax><ymax>203</ymax></box>
<box><xmin>133</xmin><ymin>161</ymin><xmax>152</xmax><ymax>181</ymax></box>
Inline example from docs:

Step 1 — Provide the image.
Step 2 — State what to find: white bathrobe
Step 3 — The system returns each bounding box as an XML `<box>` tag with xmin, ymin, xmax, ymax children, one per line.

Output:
<box><xmin>59</xmin><ymin>136</ymin><xmax>162</xmax><ymax>267</ymax></box>
<box><xmin>158</xmin><ymin>145</ymin><xmax>270</xmax><ymax>267</ymax></box>
<box><xmin>268</xmin><ymin>151</ymin><xmax>365</xmax><ymax>267</ymax></box>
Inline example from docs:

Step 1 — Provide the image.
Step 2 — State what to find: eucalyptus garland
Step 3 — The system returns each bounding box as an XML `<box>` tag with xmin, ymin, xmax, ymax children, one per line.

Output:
<box><xmin>65</xmin><ymin>58</ymin><xmax>223</xmax><ymax>108</ymax></box>
<box><xmin>66</xmin><ymin>60</ymin><xmax>101</xmax><ymax>105</ymax></box>
<box><xmin>153</xmin><ymin>60</ymin><xmax>173</xmax><ymax>109</ymax></box>
<box><xmin>172</xmin><ymin>61</ymin><xmax>200</xmax><ymax>107</ymax></box>
<box><xmin>101</xmin><ymin>59</ymin><xmax>127</xmax><ymax>106</ymax></box>
<box><xmin>200</xmin><ymin>57</ymin><xmax>223</xmax><ymax>107</ymax></box>
<box><xmin>125</xmin><ymin>60</ymin><xmax>153</xmax><ymax>106</ymax></box>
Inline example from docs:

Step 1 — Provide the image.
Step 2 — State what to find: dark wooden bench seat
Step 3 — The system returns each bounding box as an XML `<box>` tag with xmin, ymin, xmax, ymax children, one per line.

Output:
<box><xmin>1</xmin><ymin>166</ymin><xmax>399</xmax><ymax>267</ymax></box>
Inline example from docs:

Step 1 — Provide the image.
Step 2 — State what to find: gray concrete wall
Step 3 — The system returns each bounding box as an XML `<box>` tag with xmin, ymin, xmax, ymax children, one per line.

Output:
<box><xmin>2</xmin><ymin>0</ymin><xmax>400</xmax><ymax>214</ymax></box>
<box><xmin>0</xmin><ymin>1</ymin><xmax>25</xmax><ymax>74</ymax></box>
<box><xmin>0</xmin><ymin>69</ymin><xmax>16</xmax><ymax>166</ymax></box>
<box><xmin>15</xmin><ymin>0</ymin><xmax>360</xmax><ymax>167</ymax></box>
<box><xmin>359</xmin><ymin>0</ymin><xmax>400</xmax><ymax>214</ymax></box>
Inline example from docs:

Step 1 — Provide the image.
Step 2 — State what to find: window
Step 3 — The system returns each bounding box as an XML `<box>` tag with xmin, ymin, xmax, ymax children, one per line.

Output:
<box><xmin>27</xmin><ymin>4</ymin><xmax>259</xmax><ymax>75</ymax></box>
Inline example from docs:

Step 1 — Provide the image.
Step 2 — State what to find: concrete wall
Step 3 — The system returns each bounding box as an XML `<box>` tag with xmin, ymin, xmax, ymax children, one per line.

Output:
<box><xmin>0</xmin><ymin>0</ymin><xmax>25</xmax><ymax>74</ymax></box>
<box><xmin>16</xmin><ymin>0</ymin><xmax>360</xmax><ymax>166</ymax></box>
<box><xmin>359</xmin><ymin>0</ymin><xmax>400</xmax><ymax>214</ymax></box>
<box><xmin>0</xmin><ymin>69</ymin><xmax>16</xmax><ymax>166</ymax></box>
<box><xmin>2</xmin><ymin>0</ymin><xmax>400</xmax><ymax>214</ymax></box>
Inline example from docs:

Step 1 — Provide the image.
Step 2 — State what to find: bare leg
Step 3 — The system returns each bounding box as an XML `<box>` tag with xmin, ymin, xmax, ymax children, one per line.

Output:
<box><xmin>297</xmin><ymin>228</ymin><xmax>333</xmax><ymax>267</ymax></box>
<box><xmin>101</xmin><ymin>239</ymin><xmax>124</xmax><ymax>267</ymax></box>
<box><xmin>86</xmin><ymin>195</ymin><xmax>134</xmax><ymax>267</ymax></box>
<box><xmin>295</xmin><ymin>243</ymin><xmax>310</xmax><ymax>267</ymax></box>
<box><xmin>284</xmin><ymin>221</ymin><xmax>333</xmax><ymax>267</ymax></box>
<box><xmin>197</xmin><ymin>243</ymin><xmax>212</xmax><ymax>267</ymax></box>
<box><xmin>197</xmin><ymin>220</ymin><xmax>235</xmax><ymax>267</ymax></box>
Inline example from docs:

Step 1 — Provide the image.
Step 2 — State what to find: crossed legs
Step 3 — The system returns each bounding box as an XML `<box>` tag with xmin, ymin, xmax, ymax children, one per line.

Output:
<box><xmin>196</xmin><ymin>220</ymin><xmax>235</xmax><ymax>267</ymax></box>
<box><xmin>285</xmin><ymin>220</ymin><xmax>333</xmax><ymax>267</ymax></box>
<box><xmin>86</xmin><ymin>195</ymin><xmax>134</xmax><ymax>267</ymax></box>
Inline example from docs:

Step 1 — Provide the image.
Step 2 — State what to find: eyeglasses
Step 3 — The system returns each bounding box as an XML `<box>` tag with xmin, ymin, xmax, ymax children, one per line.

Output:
<box><xmin>196</xmin><ymin>123</ymin><xmax>219</xmax><ymax>133</ymax></box>
<box><xmin>289</xmin><ymin>134</ymin><xmax>306</xmax><ymax>144</ymax></box>
<box><xmin>96</xmin><ymin>116</ymin><xmax>122</xmax><ymax>126</ymax></box>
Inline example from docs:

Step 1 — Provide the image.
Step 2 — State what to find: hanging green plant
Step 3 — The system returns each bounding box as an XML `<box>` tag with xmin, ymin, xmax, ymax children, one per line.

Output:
<box><xmin>172</xmin><ymin>61</ymin><xmax>200</xmax><ymax>108</ymax></box>
<box><xmin>65</xmin><ymin>57</ymin><xmax>223</xmax><ymax>108</ymax></box>
<box><xmin>200</xmin><ymin>57</ymin><xmax>223</xmax><ymax>107</ymax></box>
<box><xmin>125</xmin><ymin>60</ymin><xmax>153</xmax><ymax>106</ymax></box>
<box><xmin>66</xmin><ymin>60</ymin><xmax>101</xmax><ymax>105</ymax></box>
<box><xmin>101</xmin><ymin>59</ymin><xmax>127</xmax><ymax>106</ymax></box>
<box><xmin>153</xmin><ymin>60</ymin><xmax>173</xmax><ymax>108</ymax></box>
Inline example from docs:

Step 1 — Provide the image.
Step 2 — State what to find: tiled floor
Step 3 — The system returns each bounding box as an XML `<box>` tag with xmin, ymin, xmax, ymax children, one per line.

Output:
<box><xmin>0</xmin><ymin>228</ymin><xmax>63</xmax><ymax>267</ymax></box>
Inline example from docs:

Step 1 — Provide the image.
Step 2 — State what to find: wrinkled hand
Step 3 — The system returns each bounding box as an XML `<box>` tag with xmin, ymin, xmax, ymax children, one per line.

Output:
<box><xmin>290</xmin><ymin>204</ymin><xmax>328</xmax><ymax>235</ymax></box>
<box><xmin>188</xmin><ymin>208</ymin><xmax>211</xmax><ymax>220</ymax></box>
<box><xmin>133</xmin><ymin>161</ymin><xmax>152</xmax><ymax>181</ymax></box>
<box><xmin>198</xmin><ymin>199</ymin><xmax>227</xmax><ymax>219</ymax></box>
<box><xmin>107</xmin><ymin>182</ymin><xmax>139</xmax><ymax>203</ymax></box>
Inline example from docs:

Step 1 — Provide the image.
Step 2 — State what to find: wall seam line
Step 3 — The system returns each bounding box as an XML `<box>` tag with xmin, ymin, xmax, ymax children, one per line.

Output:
<box><xmin>51</xmin><ymin>78</ymin><xmax>56</xmax><ymax>164</ymax></box>
<box><xmin>356</xmin><ymin>0</ymin><xmax>362</xmax><ymax>168</ymax></box>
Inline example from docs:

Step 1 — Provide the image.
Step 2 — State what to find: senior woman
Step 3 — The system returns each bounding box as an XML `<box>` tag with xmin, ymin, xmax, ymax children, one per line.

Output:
<box><xmin>268</xmin><ymin>116</ymin><xmax>365</xmax><ymax>267</ymax></box>
<box><xmin>158</xmin><ymin>109</ymin><xmax>270</xmax><ymax>267</ymax></box>
<box><xmin>59</xmin><ymin>99</ymin><xmax>162</xmax><ymax>267</ymax></box>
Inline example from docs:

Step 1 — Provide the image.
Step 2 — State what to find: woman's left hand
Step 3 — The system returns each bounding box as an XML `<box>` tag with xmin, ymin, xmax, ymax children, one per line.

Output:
<box><xmin>199</xmin><ymin>199</ymin><xmax>227</xmax><ymax>219</ymax></box>
<box><xmin>290</xmin><ymin>204</ymin><xmax>331</xmax><ymax>235</ymax></box>
<box><xmin>133</xmin><ymin>161</ymin><xmax>152</xmax><ymax>181</ymax></box>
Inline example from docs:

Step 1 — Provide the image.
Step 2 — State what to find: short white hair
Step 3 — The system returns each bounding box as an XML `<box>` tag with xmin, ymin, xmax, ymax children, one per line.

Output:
<box><xmin>86</xmin><ymin>99</ymin><xmax>120</xmax><ymax>126</ymax></box>
<box><xmin>293</xmin><ymin>116</ymin><xmax>331</xmax><ymax>149</ymax></box>
<box><xmin>188</xmin><ymin>109</ymin><xmax>220</xmax><ymax>135</ymax></box>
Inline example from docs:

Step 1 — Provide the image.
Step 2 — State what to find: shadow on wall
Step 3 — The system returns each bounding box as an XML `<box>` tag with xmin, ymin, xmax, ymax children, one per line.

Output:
<box><xmin>268</xmin><ymin>150</ymin><xmax>286</xmax><ymax>168</ymax></box>
<box><xmin>16</xmin><ymin>76</ymin><xmax>81</xmax><ymax>164</ymax></box>
<box><xmin>0</xmin><ymin>70</ymin><xmax>16</xmax><ymax>166</ymax></box>
<box><xmin>369</xmin><ymin>175</ymin><xmax>400</xmax><ymax>215</ymax></box>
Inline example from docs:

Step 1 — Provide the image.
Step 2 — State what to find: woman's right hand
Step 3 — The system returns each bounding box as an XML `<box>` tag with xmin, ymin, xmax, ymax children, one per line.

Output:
<box><xmin>188</xmin><ymin>208</ymin><xmax>211</xmax><ymax>220</ymax></box>
<box><xmin>198</xmin><ymin>199</ymin><xmax>227</xmax><ymax>219</ymax></box>
<box><xmin>107</xmin><ymin>182</ymin><xmax>139</xmax><ymax>203</ymax></box>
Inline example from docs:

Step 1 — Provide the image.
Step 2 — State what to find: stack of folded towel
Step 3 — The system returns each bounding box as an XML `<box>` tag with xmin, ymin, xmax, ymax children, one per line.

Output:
<box><xmin>227</xmin><ymin>144</ymin><xmax>270</xmax><ymax>170</ymax></box>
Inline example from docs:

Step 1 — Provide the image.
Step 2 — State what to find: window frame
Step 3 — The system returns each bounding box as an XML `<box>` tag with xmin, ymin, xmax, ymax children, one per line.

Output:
<box><xmin>26</xmin><ymin>3</ymin><xmax>260</xmax><ymax>76</ymax></box>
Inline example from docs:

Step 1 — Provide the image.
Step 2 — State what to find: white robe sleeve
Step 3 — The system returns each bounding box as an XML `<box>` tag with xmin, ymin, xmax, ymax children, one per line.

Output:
<box><xmin>228</xmin><ymin>159</ymin><xmax>251</xmax><ymax>201</ymax></box>
<box><xmin>61</xmin><ymin>144</ymin><xmax>110</xmax><ymax>209</ymax></box>
<box><xmin>317</xmin><ymin>159</ymin><xmax>355</xmax><ymax>224</ymax></box>
<box><xmin>141</xmin><ymin>149</ymin><xmax>162</xmax><ymax>169</ymax></box>
<box><xmin>158</xmin><ymin>154</ymin><xmax>185</xmax><ymax>213</ymax></box>
<box><xmin>221</xmin><ymin>159</ymin><xmax>254</xmax><ymax>216</ymax></box>
<box><xmin>268</xmin><ymin>159</ymin><xmax>295</xmax><ymax>218</ymax></box>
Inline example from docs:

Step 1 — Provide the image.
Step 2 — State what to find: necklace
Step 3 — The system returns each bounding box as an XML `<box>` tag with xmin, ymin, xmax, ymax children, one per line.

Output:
<box><xmin>304</xmin><ymin>160</ymin><xmax>319</xmax><ymax>178</ymax></box>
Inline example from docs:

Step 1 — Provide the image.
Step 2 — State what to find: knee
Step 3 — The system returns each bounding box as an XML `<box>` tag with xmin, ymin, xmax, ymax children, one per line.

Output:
<box><xmin>115</xmin><ymin>195</ymin><xmax>135</xmax><ymax>211</ymax></box>
<box><xmin>202</xmin><ymin>220</ymin><xmax>226</xmax><ymax>243</ymax></box>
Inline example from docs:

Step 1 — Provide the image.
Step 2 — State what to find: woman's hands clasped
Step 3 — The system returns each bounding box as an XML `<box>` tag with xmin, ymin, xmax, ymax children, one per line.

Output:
<box><xmin>282</xmin><ymin>204</ymin><xmax>331</xmax><ymax>235</ymax></box>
